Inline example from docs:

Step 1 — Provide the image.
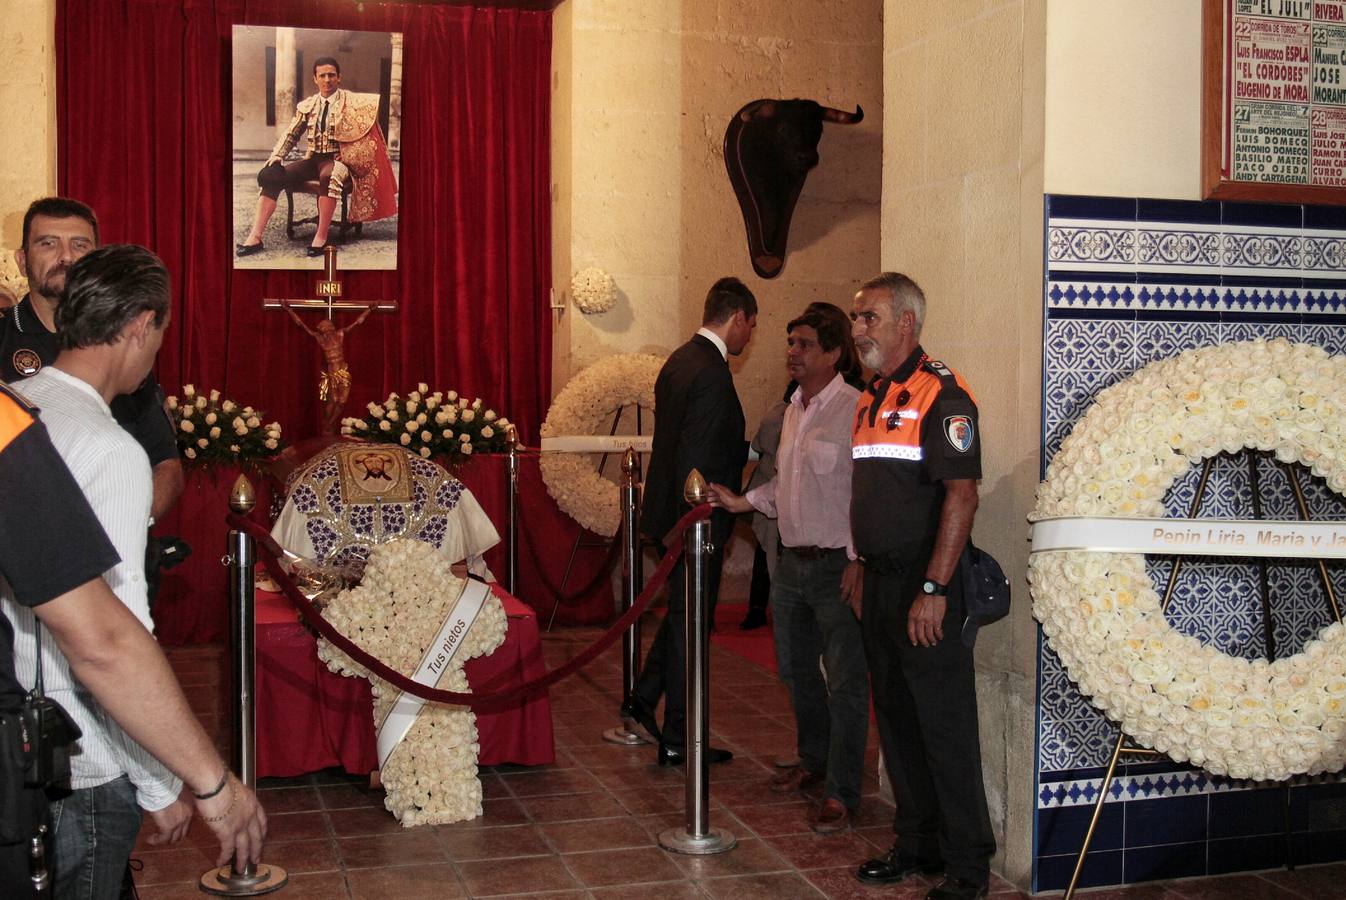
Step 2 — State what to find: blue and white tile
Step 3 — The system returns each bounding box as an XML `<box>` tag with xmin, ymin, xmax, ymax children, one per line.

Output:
<box><xmin>1045</xmin><ymin>318</ymin><xmax>1135</xmax><ymax>372</ymax></box>
<box><xmin>1220</xmin><ymin>319</ymin><xmax>1303</xmax><ymax>344</ymax></box>
<box><xmin>1133</xmin><ymin>320</ymin><xmax>1220</xmax><ymax>366</ymax></box>
<box><xmin>1301</xmin><ymin>321</ymin><xmax>1346</xmax><ymax>354</ymax></box>
<box><xmin>1047</xmin><ymin>221</ymin><xmax>1138</xmax><ymax>272</ymax></box>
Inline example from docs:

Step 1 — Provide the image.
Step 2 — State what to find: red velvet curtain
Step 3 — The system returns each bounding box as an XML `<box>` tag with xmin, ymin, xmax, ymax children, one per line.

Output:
<box><xmin>52</xmin><ymin>1</ymin><xmax>615</xmax><ymax>643</ymax></box>
<box><xmin>57</xmin><ymin>0</ymin><xmax>552</xmax><ymax>445</ymax></box>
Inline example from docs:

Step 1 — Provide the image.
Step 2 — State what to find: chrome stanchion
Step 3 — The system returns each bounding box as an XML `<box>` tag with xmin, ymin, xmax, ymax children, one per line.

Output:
<box><xmin>605</xmin><ymin>447</ymin><xmax>647</xmax><ymax>746</ymax></box>
<box><xmin>659</xmin><ymin>470</ymin><xmax>735</xmax><ymax>855</ymax></box>
<box><xmin>506</xmin><ymin>424</ymin><xmax>519</xmax><ymax>595</ymax></box>
<box><xmin>200</xmin><ymin>474</ymin><xmax>288</xmax><ymax>896</ymax></box>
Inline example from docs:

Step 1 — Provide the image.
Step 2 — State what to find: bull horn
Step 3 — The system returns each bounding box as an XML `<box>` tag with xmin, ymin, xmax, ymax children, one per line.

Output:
<box><xmin>820</xmin><ymin>104</ymin><xmax>863</xmax><ymax>125</ymax></box>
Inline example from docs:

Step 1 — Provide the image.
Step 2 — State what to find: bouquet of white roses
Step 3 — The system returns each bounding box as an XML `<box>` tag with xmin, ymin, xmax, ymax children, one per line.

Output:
<box><xmin>167</xmin><ymin>384</ymin><xmax>284</xmax><ymax>466</ymax></box>
<box><xmin>570</xmin><ymin>266</ymin><xmax>617</xmax><ymax>314</ymax></box>
<box><xmin>341</xmin><ymin>383</ymin><xmax>513</xmax><ymax>464</ymax></box>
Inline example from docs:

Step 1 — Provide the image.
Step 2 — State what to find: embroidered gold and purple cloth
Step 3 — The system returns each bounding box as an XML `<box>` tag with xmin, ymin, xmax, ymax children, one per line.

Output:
<box><xmin>271</xmin><ymin>443</ymin><xmax>498</xmax><ymax>579</ymax></box>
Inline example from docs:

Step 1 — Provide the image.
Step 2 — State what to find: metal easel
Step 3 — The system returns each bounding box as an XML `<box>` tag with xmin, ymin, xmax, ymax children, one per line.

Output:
<box><xmin>1062</xmin><ymin>451</ymin><xmax>1343</xmax><ymax>898</ymax></box>
<box><xmin>544</xmin><ymin>404</ymin><xmax>646</xmax><ymax>631</ymax></box>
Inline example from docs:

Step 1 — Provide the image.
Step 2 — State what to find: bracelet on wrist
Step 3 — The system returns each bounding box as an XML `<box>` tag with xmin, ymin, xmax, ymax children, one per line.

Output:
<box><xmin>192</xmin><ymin>768</ymin><xmax>231</xmax><ymax>801</ymax></box>
<box><xmin>197</xmin><ymin>778</ymin><xmax>238</xmax><ymax>824</ymax></box>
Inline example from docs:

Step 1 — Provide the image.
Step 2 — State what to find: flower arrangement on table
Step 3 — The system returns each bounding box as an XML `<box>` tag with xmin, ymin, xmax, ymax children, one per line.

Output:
<box><xmin>1030</xmin><ymin>339</ymin><xmax>1346</xmax><ymax>783</ymax></box>
<box><xmin>340</xmin><ymin>384</ymin><xmax>513</xmax><ymax>464</ymax></box>
<box><xmin>316</xmin><ymin>538</ymin><xmax>508</xmax><ymax>825</ymax></box>
<box><xmin>167</xmin><ymin>385</ymin><xmax>284</xmax><ymax>466</ymax></box>
<box><xmin>570</xmin><ymin>266</ymin><xmax>617</xmax><ymax>315</ymax></box>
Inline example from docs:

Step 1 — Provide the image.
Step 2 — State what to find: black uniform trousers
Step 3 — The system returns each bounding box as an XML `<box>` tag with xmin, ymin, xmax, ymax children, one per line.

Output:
<box><xmin>860</xmin><ymin>565</ymin><xmax>994</xmax><ymax>887</ymax></box>
<box><xmin>633</xmin><ymin>544</ymin><xmax>725</xmax><ymax>749</ymax></box>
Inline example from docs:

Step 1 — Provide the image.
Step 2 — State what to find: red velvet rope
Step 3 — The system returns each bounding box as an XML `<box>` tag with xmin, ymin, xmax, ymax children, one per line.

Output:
<box><xmin>225</xmin><ymin>505</ymin><xmax>712</xmax><ymax>707</ymax></box>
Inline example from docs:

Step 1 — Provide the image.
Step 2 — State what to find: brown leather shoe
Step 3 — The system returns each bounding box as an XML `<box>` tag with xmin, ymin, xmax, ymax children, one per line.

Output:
<box><xmin>770</xmin><ymin>765</ymin><xmax>825</xmax><ymax>794</ymax></box>
<box><xmin>811</xmin><ymin>798</ymin><xmax>851</xmax><ymax>834</ymax></box>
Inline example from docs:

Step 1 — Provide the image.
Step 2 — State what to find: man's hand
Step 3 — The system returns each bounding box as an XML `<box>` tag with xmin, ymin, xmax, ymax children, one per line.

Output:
<box><xmin>146</xmin><ymin>787</ymin><xmax>194</xmax><ymax>846</ymax></box>
<box><xmin>907</xmin><ymin>593</ymin><xmax>946</xmax><ymax>647</ymax></box>
<box><xmin>706</xmin><ymin>483</ymin><xmax>753</xmax><ymax>514</ymax></box>
<box><xmin>195</xmin><ymin>776</ymin><xmax>268</xmax><ymax>870</ymax></box>
<box><xmin>265</xmin><ymin>155</ymin><xmax>283</xmax><ymax>168</ymax></box>
<box><xmin>841</xmin><ymin>560</ymin><xmax>864</xmax><ymax>619</ymax></box>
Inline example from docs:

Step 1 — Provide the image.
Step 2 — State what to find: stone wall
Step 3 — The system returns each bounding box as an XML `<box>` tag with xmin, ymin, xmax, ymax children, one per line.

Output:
<box><xmin>882</xmin><ymin>0</ymin><xmax>1047</xmax><ymax>887</ymax></box>
<box><xmin>553</xmin><ymin>0</ymin><xmax>885</xmax><ymax>584</ymax></box>
<box><xmin>0</xmin><ymin>0</ymin><xmax>58</xmax><ymax>252</ymax></box>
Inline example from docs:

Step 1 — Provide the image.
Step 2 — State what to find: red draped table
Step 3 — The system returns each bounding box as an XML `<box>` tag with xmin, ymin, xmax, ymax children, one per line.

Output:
<box><xmin>255</xmin><ymin>582</ymin><xmax>554</xmax><ymax>777</ymax></box>
<box><xmin>153</xmin><ymin>455</ymin><xmax>618</xmax><ymax>646</ymax></box>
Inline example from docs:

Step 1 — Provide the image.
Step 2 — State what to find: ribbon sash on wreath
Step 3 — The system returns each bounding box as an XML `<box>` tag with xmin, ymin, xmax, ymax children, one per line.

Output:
<box><xmin>375</xmin><ymin>579</ymin><xmax>492</xmax><ymax>768</ymax></box>
<box><xmin>1032</xmin><ymin>516</ymin><xmax>1346</xmax><ymax>559</ymax></box>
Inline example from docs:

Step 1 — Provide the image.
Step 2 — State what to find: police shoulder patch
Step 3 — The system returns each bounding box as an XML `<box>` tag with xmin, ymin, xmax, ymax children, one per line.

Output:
<box><xmin>924</xmin><ymin>359</ymin><xmax>953</xmax><ymax>378</ymax></box>
<box><xmin>11</xmin><ymin>349</ymin><xmax>41</xmax><ymax>378</ymax></box>
<box><xmin>944</xmin><ymin>415</ymin><xmax>974</xmax><ymax>452</ymax></box>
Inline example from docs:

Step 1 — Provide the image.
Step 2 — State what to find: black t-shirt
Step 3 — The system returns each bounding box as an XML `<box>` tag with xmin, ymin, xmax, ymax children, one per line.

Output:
<box><xmin>111</xmin><ymin>379</ymin><xmax>177</xmax><ymax>466</ymax></box>
<box><xmin>850</xmin><ymin>347</ymin><xmax>981</xmax><ymax>563</ymax></box>
<box><xmin>1</xmin><ymin>296</ymin><xmax>177</xmax><ymax>466</ymax></box>
<box><xmin>0</xmin><ymin>384</ymin><xmax>119</xmax><ymax>709</ymax></box>
<box><xmin>0</xmin><ymin>297</ymin><xmax>58</xmax><ymax>382</ymax></box>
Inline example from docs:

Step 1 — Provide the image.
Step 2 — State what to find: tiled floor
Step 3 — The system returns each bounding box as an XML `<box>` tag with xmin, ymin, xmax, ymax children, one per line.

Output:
<box><xmin>134</xmin><ymin>622</ymin><xmax>1346</xmax><ymax>898</ymax></box>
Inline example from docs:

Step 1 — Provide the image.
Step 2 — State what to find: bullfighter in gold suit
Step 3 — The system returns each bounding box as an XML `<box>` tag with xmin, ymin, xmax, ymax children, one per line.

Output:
<box><xmin>237</xmin><ymin>56</ymin><xmax>398</xmax><ymax>258</ymax></box>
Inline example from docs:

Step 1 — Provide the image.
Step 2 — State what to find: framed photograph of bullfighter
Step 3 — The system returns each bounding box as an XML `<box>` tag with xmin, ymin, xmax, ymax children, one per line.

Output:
<box><xmin>232</xmin><ymin>25</ymin><xmax>402</xmax><ymax>270</ymax></box>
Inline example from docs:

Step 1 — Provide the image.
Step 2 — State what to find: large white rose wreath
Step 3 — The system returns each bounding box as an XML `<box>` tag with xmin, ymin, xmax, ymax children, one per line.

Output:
<box><xmin>540</xmin><ymin>353</ymin><xmax>663</xmax><ymax>535</ymax></box>
<box><xmin>317</xmin><ymin>539</ymin><xmax>508</xmax><ymax>825</ymax></box>
<box><xmin>1030</xmin><ymin>339</ymin><xmax>1346</xmax><ymax>782</ymax></box>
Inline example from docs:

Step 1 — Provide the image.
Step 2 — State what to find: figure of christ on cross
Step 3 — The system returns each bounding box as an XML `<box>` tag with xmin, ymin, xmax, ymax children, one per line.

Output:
<box><xmin>284</xmin><ymin>302</ymin><xmax>372</xmax><ymax>435</ymax></box>
<box><xmin>268</xmin><ymin>245</ymin><xmax>395</xmax><ymax>435</ymax></box>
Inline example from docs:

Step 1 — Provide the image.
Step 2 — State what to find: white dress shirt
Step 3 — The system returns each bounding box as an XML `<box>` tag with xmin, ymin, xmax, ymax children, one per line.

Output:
<box><xmin>695</xmin><ymin>327</ymin><xmax>728</xmax><ymax>360</ymax></box>
<box><xmin>745</xmin><ymin>372</ymin><xmax>859</xmax><ymax>554</ymax></box>
<box><xmin>2</xmin><ymin>367</ymin><xmax>181</xmax><ymax>810</ymax></box>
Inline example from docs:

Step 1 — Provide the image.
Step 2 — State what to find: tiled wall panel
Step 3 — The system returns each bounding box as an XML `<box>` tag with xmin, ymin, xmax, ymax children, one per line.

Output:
<box><xmin>1035</xmin><ymin>194</ymin><xmax>1346</xmax><ymax>891</ymax></box>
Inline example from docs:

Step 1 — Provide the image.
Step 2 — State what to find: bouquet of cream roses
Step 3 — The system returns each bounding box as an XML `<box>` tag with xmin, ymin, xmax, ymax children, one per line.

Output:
<box><xmin>167</xmin><ymin>384</ymin><xmax>284</xmax><ymax>466</ymax></box>
<box><xmin>341</xmin><ymin>384</ymin><xmax>513</xmax><ymax>464</ymax></box>
<box><xmin>570</xmin><ymin>266</ymin><xmax>617</xmax><ymax>315</ymax></box>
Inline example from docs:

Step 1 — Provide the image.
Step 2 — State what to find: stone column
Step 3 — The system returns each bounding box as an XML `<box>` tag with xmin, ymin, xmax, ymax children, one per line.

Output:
<box><xmin>274</xmin><ymin>27</ymin><xmax>297</xmax><ymax>142</ymax></box>
<box><xmin>387</xmin><ymin>33</ymin><xmax>403</xmax><ymax>155</ymax></box>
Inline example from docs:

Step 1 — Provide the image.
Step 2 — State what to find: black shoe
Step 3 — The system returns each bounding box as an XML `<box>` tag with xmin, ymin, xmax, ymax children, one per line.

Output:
<box><xmin>925</xmin><ymin>876</ymin><xmax>988</xmax><ymax>900</ymax></box>
<box><xmin>657</xmin><ymin>743</ymin><xmax>733</xmax><ymax>767</ymax></box>
<box><xmin>855</xmin><ymin>846</ymin><xmax>943</xmax><ymax>885</ymax></box>
<box><xmin>235</xmin><ymin>241</ymin><xmax>263</xmax><ymax>257</ymax></box>
<box><xmin>619</xmin><ymin>694</ymin><xmax>662</xmax><ymax>743</ymax></box>
<box><xmin>739</xmin><ymin>608</ymin><xmax>768</xmax><ymax>630</ymax></box>
<box><xmin>305</xmin><ymin>243</ymin><xmax>330</xmax><ymax>257</ymax></box>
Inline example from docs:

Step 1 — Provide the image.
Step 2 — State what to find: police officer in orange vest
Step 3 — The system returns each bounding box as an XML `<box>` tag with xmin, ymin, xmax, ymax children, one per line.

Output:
<box><xmin>848</xmin><ymin>273</ymin><xmax>994</xmax><ymax>900</ymax></box>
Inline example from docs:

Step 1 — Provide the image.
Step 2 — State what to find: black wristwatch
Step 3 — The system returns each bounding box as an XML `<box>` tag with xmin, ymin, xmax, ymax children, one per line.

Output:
<box><xmin>921</xmin><ymin>579</ymin><xmax>948</xmax><ymax>596</ymax></box>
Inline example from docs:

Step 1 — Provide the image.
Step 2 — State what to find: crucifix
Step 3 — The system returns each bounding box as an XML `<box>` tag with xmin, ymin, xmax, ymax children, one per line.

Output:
<box><xmin>264</xmin><ymin>246</ymin><xmax>397</xmax><ymax>435</ymax></box>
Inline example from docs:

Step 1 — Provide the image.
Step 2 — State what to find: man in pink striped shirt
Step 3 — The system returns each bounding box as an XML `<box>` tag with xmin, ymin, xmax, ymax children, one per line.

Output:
<box><xmin>709</xmin><ymin>302</ymin><xmax>867</xmax><ymax>834</ymax></box>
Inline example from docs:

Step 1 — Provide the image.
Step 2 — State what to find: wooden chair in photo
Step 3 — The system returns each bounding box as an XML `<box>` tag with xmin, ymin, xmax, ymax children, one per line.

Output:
<box><xmin>283</xmin><ymin>179</ymin><xmax>363</xmax><ymax>244</ymax></box>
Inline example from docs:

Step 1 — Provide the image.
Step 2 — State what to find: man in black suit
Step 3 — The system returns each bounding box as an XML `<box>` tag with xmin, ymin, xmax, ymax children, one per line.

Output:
<box><xmin>622</xmin><ymin>276</ymin><xmax>758</xmax><ymax>766</ymax></box>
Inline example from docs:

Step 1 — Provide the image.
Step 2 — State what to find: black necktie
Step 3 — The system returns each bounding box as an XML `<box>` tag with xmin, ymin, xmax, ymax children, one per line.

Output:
<box><xmin>318</xmin><ymin>100</ymin><xmax>329</xmax><ymax>134</ymax></box>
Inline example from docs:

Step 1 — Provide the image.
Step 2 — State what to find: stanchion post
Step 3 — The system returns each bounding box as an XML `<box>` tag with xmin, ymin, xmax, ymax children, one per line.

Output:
<box><xmin>605</xmin><ymin>447</ymin><xmax>647</xmax><ymax>746</ymax></box>
<box><xmin>659</xmin><ymin>469</ymin><xmax>735</xmax><ymax>855</ymax></box>
<box><xmin>506</xmin><ymin>424</ymin><xmax>519</xmax><ymax>595</ymax></box>
<box><xmin>200</xmin><ymin>474</ymin><xmax>287</xmax><ymax>896</ymax></box>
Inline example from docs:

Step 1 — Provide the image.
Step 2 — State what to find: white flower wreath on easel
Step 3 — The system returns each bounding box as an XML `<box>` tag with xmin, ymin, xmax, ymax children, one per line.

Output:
<box><xmin>539</xmin><ymin>353</ymin><xmax>663</xmax><ymax>535</ymax></box>
<box><xmin>1030</xmin><ymin>339</ymin><xmax>1346</xmax><ymax>783</ymax></box>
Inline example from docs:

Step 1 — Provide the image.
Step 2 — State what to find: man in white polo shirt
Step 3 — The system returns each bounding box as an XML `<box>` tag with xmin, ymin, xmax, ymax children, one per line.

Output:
<box><xmin>3</xmin><ymin>244</ymin><xmax>188</xmax><ymax>899</ymax></box>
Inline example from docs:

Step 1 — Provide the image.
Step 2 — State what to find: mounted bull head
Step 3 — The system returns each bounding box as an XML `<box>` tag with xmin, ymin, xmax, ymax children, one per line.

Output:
<box><xmin>724</xmin><ymin>99</ymin><xmax>863</xmax><ymax>279</ymax></box>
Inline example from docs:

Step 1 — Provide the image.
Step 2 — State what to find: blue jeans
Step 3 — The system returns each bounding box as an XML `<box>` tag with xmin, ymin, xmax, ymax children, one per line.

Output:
<box><xmin>771</xmin><ymin>549</ymin><xmax>869</xmax><ymax>809</ymax></box>
<box><xmin>50</xmin><ymin>775</ymin><xmax>142</xmax><ymax>900</ymax></box>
